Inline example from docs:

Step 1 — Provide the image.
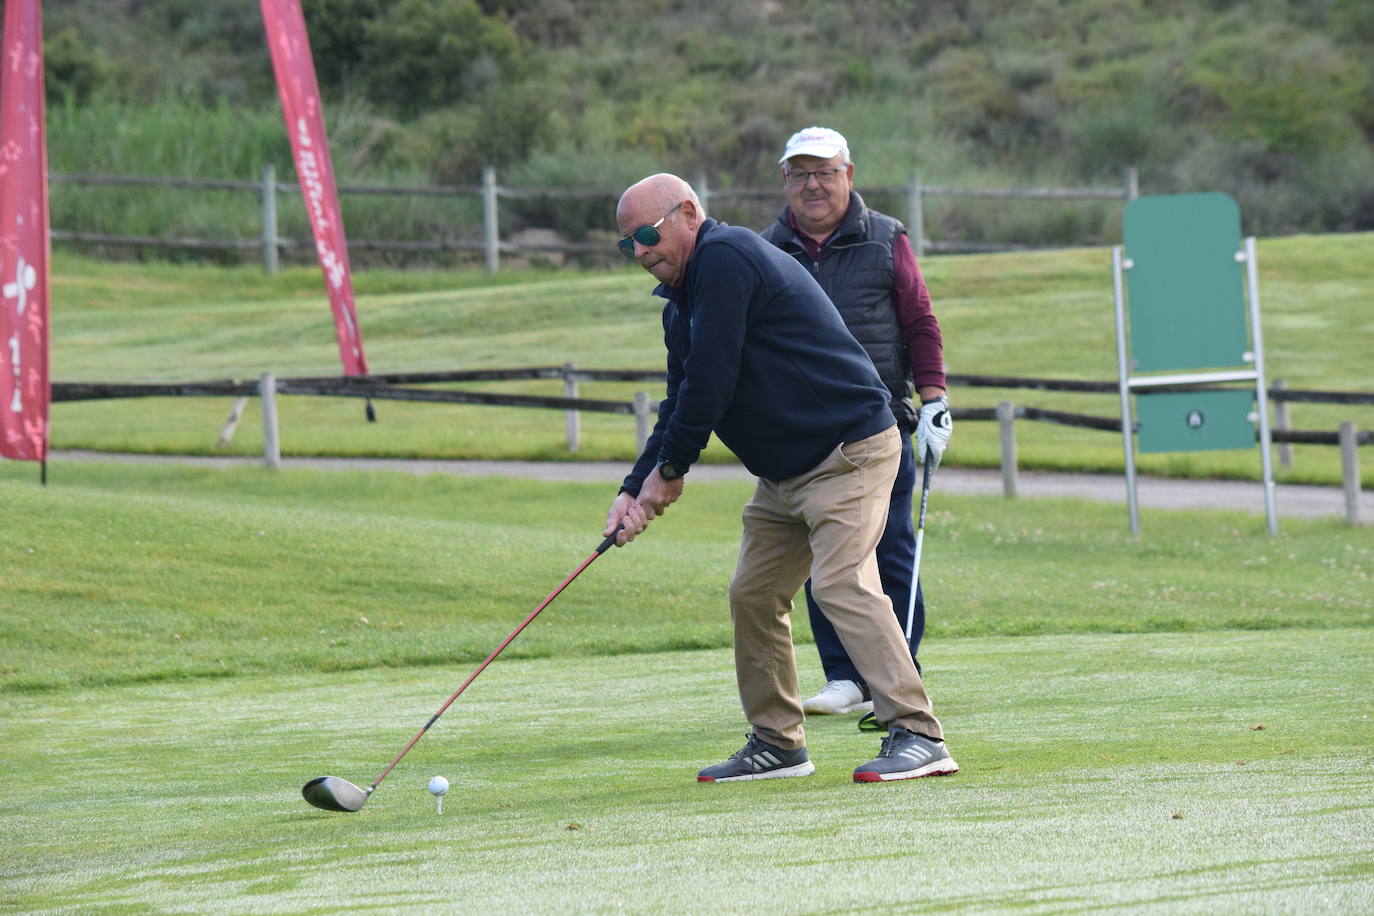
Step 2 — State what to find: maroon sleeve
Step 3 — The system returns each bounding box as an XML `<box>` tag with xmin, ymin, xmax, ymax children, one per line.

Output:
<box><xmin>892</xmin><ymin>232</ymin><xmax>946</xmax><ymax>391</ymax></box>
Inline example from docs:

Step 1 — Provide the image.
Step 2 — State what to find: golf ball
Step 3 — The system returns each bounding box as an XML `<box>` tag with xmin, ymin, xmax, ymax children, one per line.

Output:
<box><xmin>427</xmin><ymin>776</ymin><xmax>449</xmax><ymax>796</ymax></box>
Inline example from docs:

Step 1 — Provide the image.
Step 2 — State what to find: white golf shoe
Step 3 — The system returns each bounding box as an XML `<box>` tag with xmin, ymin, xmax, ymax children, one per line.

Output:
<box><xmin>802</xmin><ymin>679</ymin><xmax>872</xmax><ymax>715</ymax></box>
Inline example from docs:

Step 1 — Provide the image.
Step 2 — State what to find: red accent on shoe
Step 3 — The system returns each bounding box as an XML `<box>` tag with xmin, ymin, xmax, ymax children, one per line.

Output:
<box><xmin>852</xmin><ymin>765</ymin><xmax>958</xmax><ymax>783</ymax></box>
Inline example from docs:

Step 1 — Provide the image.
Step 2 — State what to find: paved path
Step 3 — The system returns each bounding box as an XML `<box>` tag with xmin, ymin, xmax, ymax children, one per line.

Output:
<box><xmin>50</xmin><ymin>449</ymin><xmax>1367</xmax><ymax>525</ymax></box>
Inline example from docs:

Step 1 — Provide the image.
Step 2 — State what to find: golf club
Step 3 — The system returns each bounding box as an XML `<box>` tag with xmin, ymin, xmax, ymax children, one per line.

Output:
<box><xmin>302</xmin><ymin>527</ymin><xmax>621</xmax><ymax>813</ymax></box>
<box><xmin>904</xmin><ymin>450</ymin><xmax>934</xmax><ymax>641</ymax></box>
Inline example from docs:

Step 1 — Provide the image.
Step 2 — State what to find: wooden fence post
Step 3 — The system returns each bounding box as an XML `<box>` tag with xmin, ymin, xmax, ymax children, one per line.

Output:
<box><xmin>1123</xmin><ymin>166</ymin><xmax>1139</xmax><ymax>202</ymax></box>
<box><xmin>997</xmin><ymin>400</ymin><xmax>1018</xmax><ymax>498</ymax></box>
<box><xmin>1340</xmin><ymin>421</ymin><xmax>1360</xmax><ymax>526</ymax></box>
<box><xmin>633</xmin><ymin>391</ymin><xmax>653</xmax><ymax>453</ymax></box>
<box><xmin>907</xmin><ymin>173</ymin><xmax>924</xmax><ymax>257</ymax></box>
<box><xmin>217</xmin><ymin>396</ymin><xmax>249</xmax><ymax>447</ymax></box>
<box><xmin>1273</xmin><ymin>378</ymin><xmax>1293</xmax><ymax>467</ymax></box>
<box><xmin>695</xmin><ymin>172</ymin><xmax>710</xmax><ymax>216</ymax></box>
<box><xmin>482</xmin><ymin>165</ymin><xmax>499</xmax><ymax>274</ymax></box>
<box><xmin>260</xmin><ymin>372</ymin><xmax>281</xmax><ymax>469</ymax></box>
<box><xmin>260</xmin><ymin>163</ymin><xmax>278</xmax><ymax>275</ymax></box>
<box><xmin>564</xmin><ymin>362</ymin><xmax>581</xmax><ymax>453</ymax></box>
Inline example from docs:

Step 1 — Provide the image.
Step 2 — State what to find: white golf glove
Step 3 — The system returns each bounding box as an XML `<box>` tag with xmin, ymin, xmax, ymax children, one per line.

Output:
<box><xmin>916</xmin><ymin>396</ymin><xmax>952</xmax><ymax>468</ymax></box>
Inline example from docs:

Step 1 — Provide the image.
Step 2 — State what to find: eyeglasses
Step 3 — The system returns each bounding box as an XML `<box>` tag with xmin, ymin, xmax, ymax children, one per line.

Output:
<box><xmin>617</xmin><ymin>202</ymin><xmax>685</xmax><ymax>259</ymax></box>
<box><xmin>785</xmin><ymin>167</ymin><xmax>843</xmax><ymax>186</ymax></box>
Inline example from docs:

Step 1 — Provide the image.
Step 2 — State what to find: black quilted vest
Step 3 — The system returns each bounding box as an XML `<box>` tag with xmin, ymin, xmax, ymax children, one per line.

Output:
<box><xmin>761</xmin><ymin>192</ymin><xmax>917</xmax><ymax>431</ymax></box>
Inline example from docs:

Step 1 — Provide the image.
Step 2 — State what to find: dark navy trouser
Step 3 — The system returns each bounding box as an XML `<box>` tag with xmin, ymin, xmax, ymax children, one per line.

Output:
<box><xmin>804</xmin><ymin>432</ymin><xmax>923</xmax><ymax>688</ymax></box>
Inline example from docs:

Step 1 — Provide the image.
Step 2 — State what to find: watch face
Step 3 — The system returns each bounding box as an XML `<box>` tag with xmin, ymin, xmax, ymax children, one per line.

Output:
<box><xmin>660</xmin><ymin>462</ymin><xmax>680</xmax><ymax>480</ymax></box>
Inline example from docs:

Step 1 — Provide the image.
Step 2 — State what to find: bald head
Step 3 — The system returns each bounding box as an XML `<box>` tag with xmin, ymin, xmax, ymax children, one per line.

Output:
<box><xmin>616</xmin><ymin>173</ymin><xmax>704</xmax><ymax>287</ymax></box>
<box><xmin>617</xmin><ymin>173</ymin><xmax>701</xmax><ymax>223</ymax></box>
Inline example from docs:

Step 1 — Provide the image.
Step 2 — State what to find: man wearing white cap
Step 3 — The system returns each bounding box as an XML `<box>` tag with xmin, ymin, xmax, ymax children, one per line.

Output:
<box><xmin>762</xmin><ymin>127</ymin><xmax>951</xmax><ymax>721</ymax></box>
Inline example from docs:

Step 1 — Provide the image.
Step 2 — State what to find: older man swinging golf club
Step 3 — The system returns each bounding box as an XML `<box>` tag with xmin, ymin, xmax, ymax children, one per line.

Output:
<box><xmin>606</xmin><ymin>173</ymin><xmax>957</xmax><ymax>783</ymax></box>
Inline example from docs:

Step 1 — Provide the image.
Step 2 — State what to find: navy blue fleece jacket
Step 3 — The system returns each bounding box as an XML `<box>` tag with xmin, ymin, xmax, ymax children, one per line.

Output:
<box><xmin>622</xmin><ymin>218</ymin><xmax>894</xmax><ymax>493</ymax></box>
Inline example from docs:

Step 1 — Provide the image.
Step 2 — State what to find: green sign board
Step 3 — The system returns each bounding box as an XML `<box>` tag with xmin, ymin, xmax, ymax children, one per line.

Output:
<box><xmin>1136</xmin><ymin>389</ymin><xmax>1256</xmax><ymax>453</ymax></box>
<box><xmin>1123</xmin><ymin>192</ymin><xmax>1250</xmax><ymax>373</ymax></box>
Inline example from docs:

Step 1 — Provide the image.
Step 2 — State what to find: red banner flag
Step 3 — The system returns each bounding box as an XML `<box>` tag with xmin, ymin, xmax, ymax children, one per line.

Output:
<box><xmin>0</xmin><ymin>0</ymin><xmax>50</xmax><ymax>464</ymax></box>
<box><xmin>259</xmin><ymin>0</ymin><xmax>368</xmax><ymax>375</ymax></box>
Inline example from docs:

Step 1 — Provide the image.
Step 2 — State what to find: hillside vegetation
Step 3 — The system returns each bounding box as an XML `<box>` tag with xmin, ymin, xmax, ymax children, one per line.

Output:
<box><xmin>34</xmin><ymin>0</ymin><xmax>1374</xmax><ymax>256</ymax></box>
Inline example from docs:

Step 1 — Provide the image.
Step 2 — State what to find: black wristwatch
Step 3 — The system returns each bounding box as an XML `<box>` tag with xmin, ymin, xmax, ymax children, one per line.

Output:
<box><xmin>658</xmin><ymin>459</ymin><xmax>686</xmax><ymax>481</ymax></box>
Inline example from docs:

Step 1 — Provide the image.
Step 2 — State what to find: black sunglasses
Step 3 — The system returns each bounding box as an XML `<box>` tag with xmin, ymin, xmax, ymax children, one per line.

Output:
<box><xmin>617</xmin><ymin>201</ymin><xmax>685</xmax><ymax>259</ymax></box>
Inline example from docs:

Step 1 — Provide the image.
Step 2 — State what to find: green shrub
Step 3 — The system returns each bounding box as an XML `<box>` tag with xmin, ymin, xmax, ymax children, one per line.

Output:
<box><xmin>361</xmin><ymin>0</ymin><xmax>522</xmax><ymax>116</ymax></box>
<box><xmin>927</xmin><ymin>48</ymin><xmax>1019</xmax><ymax>149</ymax></box>
<box><xmin>45</xmin><ymin>27</ymin><xmax>109</xmax><ymax>105</ymax></box>
<box><xmin>1064</xmin><ymin>98</ymin><xmax>1168</xmax><ymax>179</ymax></box>
<box><xmin>1163</xmin><ymin>136</ymin><xmax>1374</xmax><ymax>235</ymax></box>
<box><xmin>301</xmin><ymin>0</ymin><xmax>387</xmax><ymax>96</ymax></box>
<box><xmin>504</xmin><ymin>146</ymin><xmax>663</xmax><ymax>239</ymax></box>
<box><xmin>1183</xmin><ymin>26</ymin><xmax>1366</xmax><ymax>156</ymax></box>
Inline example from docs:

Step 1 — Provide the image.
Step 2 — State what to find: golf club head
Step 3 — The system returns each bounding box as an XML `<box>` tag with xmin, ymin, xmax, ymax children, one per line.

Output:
<box><xmin>302</xmin><ymin>776</ymin><xmax>370</xmax><ymax>812</ymax></box>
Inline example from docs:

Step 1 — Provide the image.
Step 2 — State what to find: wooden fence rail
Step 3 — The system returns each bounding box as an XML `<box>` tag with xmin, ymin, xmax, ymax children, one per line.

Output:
<box><xmin>48</xmin><ymin>166</ymin><xmax>1138</xmax><ymax>273</ymax></box>
<box><xmin>59</xmin><ymin>367</ymin><xmax>1374</xmax><ymax>404</ymax></box>
<box><xmin>948</xmin><ymin>372</ymin><xmax>1374</xmax><ymax>404</ymax></box>
<box><xmin>50</xmin><ymin>368</ymin><xmax>1369</xmax><ymax>523</ymax></box>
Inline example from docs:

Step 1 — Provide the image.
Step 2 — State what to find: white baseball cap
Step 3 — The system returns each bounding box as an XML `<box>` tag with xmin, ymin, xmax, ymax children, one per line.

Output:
<box><xmin>779</xmin><ymin>126</ymin><xmax>850</xmax><ymax>164</ymax></box>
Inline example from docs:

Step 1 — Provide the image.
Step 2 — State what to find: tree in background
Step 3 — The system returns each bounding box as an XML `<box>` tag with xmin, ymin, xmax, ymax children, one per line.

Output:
<box><xmin>300</xmin><ymin>0</ymin><xmax>386</xmax><ymax>98</ymax></box>
<box><xmin>44</xmin><ymin>27</ymin><xmax>108</xmax><ymax>104</ymax></box>
<box><xmin>357</xmin><ymin>0</ymin><xmax>522</xmax><ymax>116</ymax></box>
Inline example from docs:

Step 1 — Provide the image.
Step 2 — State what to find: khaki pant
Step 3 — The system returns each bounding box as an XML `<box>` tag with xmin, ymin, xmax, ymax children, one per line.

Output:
<box><xmin>728</xmin><ymin>425</ymin><xmax>943</xmax><ymax>749</ymax></box>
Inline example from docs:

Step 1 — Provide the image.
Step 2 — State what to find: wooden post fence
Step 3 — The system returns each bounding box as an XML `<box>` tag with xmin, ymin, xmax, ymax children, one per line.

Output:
<box><xmin>997</xmin><ymin>400</ymin><xmax>1018</xmax><ymax>498</ymax></box>
<box><xmin>694</xmin><ymin>172</ymin><xmax>711</xmax><ymax>216</ymax></box>
<box><xmin>218</xmin><ymin>396</ymin><xmax>249</xmax><ymax>447</ymax></box>
<box><xmin>260</xmin><ymin>372</ymin><xmax>281</xmax><ymax>469</ymax></box>
<box><xmin>564</xmin><ymin>362</ymin><xmax>581</xmax><ymax>453</ymax></box>
<box><xmin>260</xmin><ymin>164</ymin><xmax>278</xmax><ymax>275</ymax></box>
<box><xmin>482</xmin><ymin>165</ymin><xmax>500</xmax><ymax>275</ymax></box>
<box><xmin>633</xmin><ymin>391</ymin><xmax>653</xmax><ymax>453</ymax></box>
<box><xmin>1340</xmin><ymin>421</ymin><xmax>1361</xmax><ymax>525</ymax></box>
<box><xmin>49</xmin><ymin>167</ymin><xmax>1144</xmax><ymax>270</ymax></box>
<box><xmin>907</xmin><ymin>173</ymin><xmax>925</xmax><ymax>257</ymax></box>
<box><xmin>45</xmin><ymin>371</ymin><xmax>1370</xmax><ymax>521</ymax></box>
<box><xmin>1273</xmin><ymin>378</ymin><xmax>1293</xmax><ymax>467</ymax></box>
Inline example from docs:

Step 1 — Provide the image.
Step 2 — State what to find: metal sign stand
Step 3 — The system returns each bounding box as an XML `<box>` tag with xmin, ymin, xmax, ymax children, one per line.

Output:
<box><xmin>1112</xmin><ymin>197</ymin><xmax>1277</xmax><ymax>537</ymax></box>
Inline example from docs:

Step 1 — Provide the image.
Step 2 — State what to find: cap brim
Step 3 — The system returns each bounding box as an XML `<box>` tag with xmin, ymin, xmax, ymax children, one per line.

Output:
<box><xmin>779</xmin><ymin>144</ymin><xmax>844</xmax><ymax>164</ymax></box>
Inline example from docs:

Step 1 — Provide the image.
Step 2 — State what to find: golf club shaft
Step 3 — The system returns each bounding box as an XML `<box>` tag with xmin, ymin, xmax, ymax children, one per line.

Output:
<box><xmin>366</xmin><ymin>529</ymin><xmax>621</xmax><ymax>793</ymax></box>
<box><xmin>904</xmin><ymin>451</ymin><xmax>934</xmax><ymax>641</ymax></box>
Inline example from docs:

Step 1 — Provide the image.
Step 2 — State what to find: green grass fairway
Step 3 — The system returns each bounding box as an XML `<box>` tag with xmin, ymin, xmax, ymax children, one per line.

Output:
<box><xmin>3</xmin><ymin>462</ymin><xmax>1370</xmax><ymax>912</ymax></box>
<box><xmin>4</xmin><ymin>461</ymin><xmax>1371</xmax><ymax>693</ymax></box>
<box><xmin>3</xmin><ymin>632</ymin><xmax>1371</xmax><ymax>914</ymax></box>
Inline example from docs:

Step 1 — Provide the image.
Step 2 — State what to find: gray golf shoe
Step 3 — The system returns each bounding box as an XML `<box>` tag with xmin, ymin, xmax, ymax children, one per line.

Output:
<box><xmin>697</xmin><ymin>733</ymin><xmax>815</xmax><ymax>782</ymax></box>
<box><xmin>853</xmin><ymin>727</ymin><xmax>958</xmax><ymax>782</ymax></box>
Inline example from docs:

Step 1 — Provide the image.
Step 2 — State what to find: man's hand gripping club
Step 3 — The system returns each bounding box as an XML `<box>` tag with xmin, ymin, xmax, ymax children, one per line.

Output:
<box><xmin>604</xmin><ymin>467</ymin><xmax>685</xmax><ymax>546</ymax></box>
